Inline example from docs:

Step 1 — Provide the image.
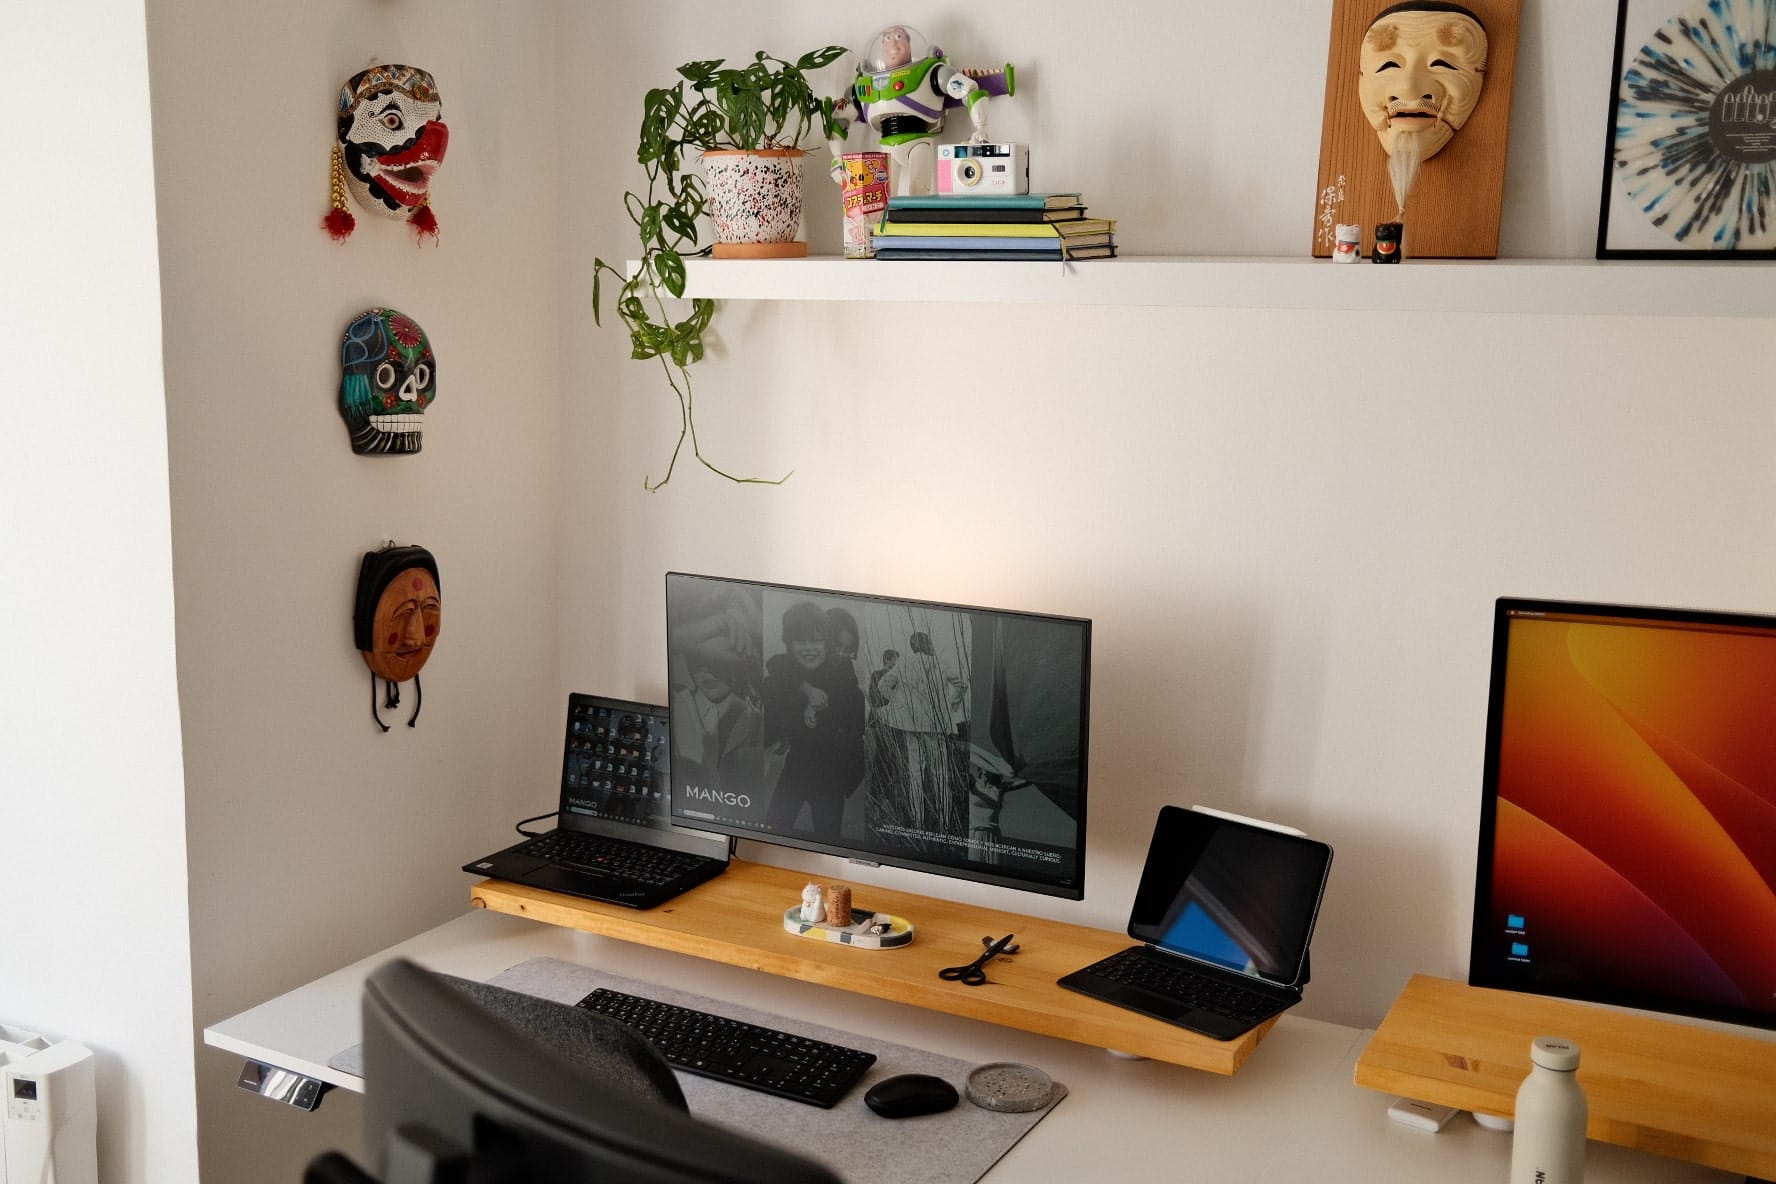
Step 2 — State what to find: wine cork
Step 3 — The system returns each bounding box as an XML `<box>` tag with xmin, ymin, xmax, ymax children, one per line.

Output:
<box><xmin>823</xmin><ymin>884</ymin><xmax>853</xmax><ymax>925</ymax></box>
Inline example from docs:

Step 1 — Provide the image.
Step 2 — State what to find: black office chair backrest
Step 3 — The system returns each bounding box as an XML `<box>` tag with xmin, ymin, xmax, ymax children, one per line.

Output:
<box><xmin>305</xmin><ymin>959</ymin><xmax>844</xmax><ymax>1184</ymax></box>
<box><xmin>432</xmin><ymin>973</ymin><xmax>686</xmax><ymax>1110</ymax></box>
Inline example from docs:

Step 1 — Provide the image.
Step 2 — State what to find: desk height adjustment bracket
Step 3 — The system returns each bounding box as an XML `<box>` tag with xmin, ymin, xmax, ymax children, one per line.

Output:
<box><xmin>236</xmin><ymin>1059</ymin><xmax>329</xmax><ymax>1111</ymax></box>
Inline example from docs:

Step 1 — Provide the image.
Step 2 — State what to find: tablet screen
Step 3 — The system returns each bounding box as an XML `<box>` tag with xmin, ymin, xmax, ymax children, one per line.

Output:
<box><xmin>1127</xmin><ymin>806</ymin><xmax>1333</xmax><ymax>987</ymax></box>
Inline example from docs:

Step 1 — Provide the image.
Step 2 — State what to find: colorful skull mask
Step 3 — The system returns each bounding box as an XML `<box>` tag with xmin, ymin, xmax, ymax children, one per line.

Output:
<box><xmin>353</xmin><ymin>544</ymin><xmax>441</xmax><ymax>730</ymax></box>
<box><xmin>325</xmin><ymin>63</ymin><xmax>449</xmax><ymax>241</ymax></box>
<box><xmin>339</xmin><ymin>308</ymin><xmax>436</xmax><ymax>455</ymax></box>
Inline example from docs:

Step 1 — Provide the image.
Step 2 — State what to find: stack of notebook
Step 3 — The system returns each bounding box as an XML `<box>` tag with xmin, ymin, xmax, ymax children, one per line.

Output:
<box><xmin>872</xmin><ymin>192</ymin><xmax>1117</xmax><ymax>261</ymax></box>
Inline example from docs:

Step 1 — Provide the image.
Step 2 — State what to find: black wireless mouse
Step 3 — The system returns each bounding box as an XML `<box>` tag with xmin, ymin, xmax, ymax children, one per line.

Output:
<box><xmin>864</xmin><ymin>1073</ymin><xmax>959</xmax><ymax>1118</ymax></box>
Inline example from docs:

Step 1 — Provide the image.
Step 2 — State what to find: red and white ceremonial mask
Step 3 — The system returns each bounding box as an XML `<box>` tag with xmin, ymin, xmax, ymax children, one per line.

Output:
<box><xmin>326</xmin><ymin>63</ymin><xmax>449</xmax><ymax>241</ymax></box>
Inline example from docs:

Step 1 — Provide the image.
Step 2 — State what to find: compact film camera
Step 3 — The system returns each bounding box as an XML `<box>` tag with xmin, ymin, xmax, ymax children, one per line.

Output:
<box><xmin>935</xmin><ymin>142</ymin><xmax>1029</xmax><ymax>195</ymax></box>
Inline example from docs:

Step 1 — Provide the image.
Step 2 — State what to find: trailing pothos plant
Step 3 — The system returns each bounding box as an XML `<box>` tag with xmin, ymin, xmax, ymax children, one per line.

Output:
<box><xmin>592</xmin><ymin>47</ymin><xmax>847</xmax><ymax>490</ymax></box>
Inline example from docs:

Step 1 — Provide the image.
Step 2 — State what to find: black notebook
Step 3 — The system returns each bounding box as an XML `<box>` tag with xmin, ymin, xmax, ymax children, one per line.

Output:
<box><xmin>463</xmin><ymin>693</ymin><xmax>730</xmax><ymax>909</ymax></box>
<box><xmin>1058</xmin><ymin>806</ymin><xmax>1332</xmax><ymax>1041</ymax></box>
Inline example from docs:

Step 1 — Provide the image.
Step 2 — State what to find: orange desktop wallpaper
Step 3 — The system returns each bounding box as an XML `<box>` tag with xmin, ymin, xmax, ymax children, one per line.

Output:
<box><xmin>1487</xmin><ymin>616</ymin><xmax>1776</xmax><ymax>1012</ymax></box>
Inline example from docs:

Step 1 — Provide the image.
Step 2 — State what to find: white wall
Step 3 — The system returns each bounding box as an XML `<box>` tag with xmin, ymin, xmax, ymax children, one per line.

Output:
<box><xmin>560</xmin><ymin>0</ymin><xmax>1775</xmax><ymax>1034</ymax></box>
<box><xmin>141</xmin><ymin>2</ymin><xmax>565</xmax><ymax>1179</ymax></box>
<box><xmin>0</xmin><ymin>4</ymin><xmax>199</xmax><ymax>1181</ymax></box>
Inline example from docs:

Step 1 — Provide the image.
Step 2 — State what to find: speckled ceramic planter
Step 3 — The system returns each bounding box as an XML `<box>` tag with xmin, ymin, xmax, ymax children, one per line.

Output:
<box><xmin>702</xmin><ymin>148</ymin><xmax>808</xmax><ymax>259</ymax></box>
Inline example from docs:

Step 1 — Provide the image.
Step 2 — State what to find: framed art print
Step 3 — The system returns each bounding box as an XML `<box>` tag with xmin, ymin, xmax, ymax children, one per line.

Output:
<box><xmin>1598</xmin><ymin>0</ymin><xmax>1776</xmax><ymax>258</ymax></box>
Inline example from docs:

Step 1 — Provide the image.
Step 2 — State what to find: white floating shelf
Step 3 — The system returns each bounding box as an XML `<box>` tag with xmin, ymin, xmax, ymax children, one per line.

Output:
<box><xmin>650</xmin><ymin>255</ymin><xmax>1773</xmax><ymax>319</ymax></box>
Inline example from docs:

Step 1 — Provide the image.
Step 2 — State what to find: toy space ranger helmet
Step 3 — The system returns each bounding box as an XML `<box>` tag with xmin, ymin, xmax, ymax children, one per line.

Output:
<box><xmin>859</xmin><ymin>24</ymin><xmax>938</xmax><ymax>75</ymax></box>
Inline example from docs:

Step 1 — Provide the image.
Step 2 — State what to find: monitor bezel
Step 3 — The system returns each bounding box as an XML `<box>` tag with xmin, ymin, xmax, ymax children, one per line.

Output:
<box><xmin>665</xmin><ymin>571</ymin><xmax>1091</xmax><ymax>900</ymax></box>
<box><xmin>1468</xmin><ymin>595</ymin><xmax>1776</xmax><ymax>1033</ymax></box>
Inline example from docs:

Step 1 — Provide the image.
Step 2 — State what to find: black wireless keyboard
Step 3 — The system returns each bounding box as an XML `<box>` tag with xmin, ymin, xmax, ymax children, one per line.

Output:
<box><xmin>575</xmin><ymin>987</ymin><xmax>876</xmax><ymax>1108</ymax></box>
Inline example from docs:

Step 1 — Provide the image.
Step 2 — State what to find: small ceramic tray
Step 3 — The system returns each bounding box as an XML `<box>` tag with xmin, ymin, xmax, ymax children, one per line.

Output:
<box><xmin>782</xmin><ymin>905</ymin><xmax>915</xmax><ymax>949</ymax></box>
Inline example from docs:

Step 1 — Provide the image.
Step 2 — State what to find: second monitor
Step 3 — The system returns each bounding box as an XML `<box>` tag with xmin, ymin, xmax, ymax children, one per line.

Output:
<box><xmin>665</xmin><ymin>572</ymin><xmax>1091</xmax><ymax>899</ymax></box>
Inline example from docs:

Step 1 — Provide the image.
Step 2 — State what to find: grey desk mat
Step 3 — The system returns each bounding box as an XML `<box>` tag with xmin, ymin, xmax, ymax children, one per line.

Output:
<box><xmin>330</xmin><ymin>955</ymin><xmax>1066</xmax><ymax>1184</ymax></box>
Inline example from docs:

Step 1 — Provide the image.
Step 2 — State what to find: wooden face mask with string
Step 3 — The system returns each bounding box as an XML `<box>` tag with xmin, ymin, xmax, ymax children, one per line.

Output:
<box><xmin>353</xmin><ymin>545</ymin><xmax>441</xmax><ymax>729</ymax></box>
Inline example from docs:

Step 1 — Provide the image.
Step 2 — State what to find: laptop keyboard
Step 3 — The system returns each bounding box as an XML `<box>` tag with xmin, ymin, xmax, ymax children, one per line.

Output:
<box><xmin>576</xmin><ymin>988</ymin><xmax>877</xmax><ymax>1108</ymax></box>
<box><xmin>1083</xmin><ymin>947</ymin><xmax>1279</xmax><ymax>1023</ymax></box>
<box><xmin>522</xmin><ymin>830</ymin><xmax>715</xmax><ymax>886</ymax></box>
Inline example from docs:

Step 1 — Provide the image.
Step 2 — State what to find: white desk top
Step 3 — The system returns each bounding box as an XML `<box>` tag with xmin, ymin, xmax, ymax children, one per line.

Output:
<box><xmin>204</xmin><ymin>909</ymin><xmax>1738</xmax><ymax>1184</ymax></box>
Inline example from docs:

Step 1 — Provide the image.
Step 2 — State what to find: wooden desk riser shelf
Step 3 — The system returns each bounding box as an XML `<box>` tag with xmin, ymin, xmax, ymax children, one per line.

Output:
<box><xmin>470</xmin><ymin>859</ymin><xmax>1275</xmax><ymax>1076</ymax></box>
<box><xmin>1354</xmin><ymin>974</ymin><xmax>1776</xmax><ymax>1180</ymax></box>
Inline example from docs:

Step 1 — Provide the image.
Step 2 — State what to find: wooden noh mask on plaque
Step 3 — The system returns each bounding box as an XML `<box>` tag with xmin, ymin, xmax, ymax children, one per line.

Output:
<box><xmin>354</xmin><ymin>544</ymin><xmax>441</xmax><ymax>730</ymax></box>
<box><xmin>1312</xmin><ymin>0</ymin><xmax>1519</xmax><ymax>258</ymax></box>
<box><xmin>1357</xmin><ymin>4</ymin><xmax>1489</xmax><ymax>166</ymax></box>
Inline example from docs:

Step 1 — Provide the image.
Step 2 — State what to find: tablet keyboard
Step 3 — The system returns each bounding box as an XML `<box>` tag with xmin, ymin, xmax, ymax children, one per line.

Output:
<box><xmin>1083</xmin><ymin>947</ymin><xmax>1278</xmax><ymax>1022</ymax></box>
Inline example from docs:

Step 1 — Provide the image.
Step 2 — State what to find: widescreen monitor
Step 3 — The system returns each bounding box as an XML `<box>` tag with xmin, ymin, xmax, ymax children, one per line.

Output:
<box><xmin>1469</xmin><ymin>598</ymin><xmax>1776</xmax><ymax>1031</ymax></box>
<box><xmin>665</xmin><ymin>572</ymin><xmax>1090</xmax><ymax>899</ymax></box>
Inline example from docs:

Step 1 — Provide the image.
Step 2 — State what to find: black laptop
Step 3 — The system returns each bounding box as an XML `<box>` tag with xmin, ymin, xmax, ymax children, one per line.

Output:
<box><xmin>1058</xmin><ymin>805</ymin><xmax>1332</xmax><ymax>1041</ymax></box>
<box><xmin>463</xmin><ymin>693</ymin><xmax>731</xmax><ymax>909</ymax></box>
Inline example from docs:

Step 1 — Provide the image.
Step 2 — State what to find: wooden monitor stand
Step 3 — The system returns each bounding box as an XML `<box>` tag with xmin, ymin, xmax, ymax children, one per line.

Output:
<box><xmin>470</xmin><ymin>857</ymin><xmax>1278</xmax><ymax>1075</ymax></box>
<box><xmin>1354</xmin><ymin>974</ymin><xmax>1776</xmax><ymax>1180</ymax></box>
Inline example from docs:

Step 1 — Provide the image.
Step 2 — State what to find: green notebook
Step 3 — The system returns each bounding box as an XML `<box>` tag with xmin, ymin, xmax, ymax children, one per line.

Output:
<box><xmin>885</xmin><ymin>192</ymin><xmax>1083</xmax><ymax>210</ymax></box>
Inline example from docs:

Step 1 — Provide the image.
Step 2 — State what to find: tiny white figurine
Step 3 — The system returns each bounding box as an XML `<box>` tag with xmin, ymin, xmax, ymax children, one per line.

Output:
<box><xmin>827</xmin><ymin>24</ymin><xmax>1016</xmax><ymax>197</ymax></box>
<box><xmin>1333</xmin><ymin>223</ymin><xmax>1362</xmax><ymax>262</ymax></box>
<box><xmin>800</xmin><ymin>882</ymin><xmax>826</xmax><ymax>924</ymax></box>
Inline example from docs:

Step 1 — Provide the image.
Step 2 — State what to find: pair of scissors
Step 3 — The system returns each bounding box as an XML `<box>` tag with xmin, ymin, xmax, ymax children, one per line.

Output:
<box><xmin>939</xmin><ymin>934</ymin><xmax>1020</xmax><ymax>986</ymax></box>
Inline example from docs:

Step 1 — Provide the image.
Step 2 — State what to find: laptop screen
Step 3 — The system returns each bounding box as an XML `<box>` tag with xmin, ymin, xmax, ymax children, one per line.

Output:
<box><xmin>560</xmin><ymin>693</ymin><xmax>673</xmax><ymax>830</ymax></box>
<box><xmin>1127</xmin><ymin>807</ymin><xmax>1333</xmax><ymax>987</ymax></box>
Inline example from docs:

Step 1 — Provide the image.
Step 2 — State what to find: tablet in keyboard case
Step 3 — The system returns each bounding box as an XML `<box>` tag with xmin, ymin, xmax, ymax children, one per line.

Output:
<box><xmin>1058</xmin><ymin>805</ymin><xmax>1332</xmax><ymax>1041</ymax></box>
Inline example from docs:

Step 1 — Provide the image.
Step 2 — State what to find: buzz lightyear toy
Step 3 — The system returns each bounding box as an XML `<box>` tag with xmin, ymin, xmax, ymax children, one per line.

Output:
<box><xmin>827</xmin><ymin>24</ymin><xmax>1015</xmax><ymax>197</ymax></box>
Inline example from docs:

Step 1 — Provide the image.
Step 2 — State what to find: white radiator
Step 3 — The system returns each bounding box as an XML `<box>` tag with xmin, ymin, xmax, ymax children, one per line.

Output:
<box><xmin>1</xmin><ymin>1027</ymin><xmax>96</xmax><ymax>1184</ymax></box>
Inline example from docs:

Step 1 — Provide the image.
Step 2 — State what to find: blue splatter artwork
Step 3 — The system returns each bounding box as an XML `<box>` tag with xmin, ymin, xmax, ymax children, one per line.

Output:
<box><xmin>1613</xmin><ymin>0</ymin><xmax>1776</xmax><ymax>248</ymax></box>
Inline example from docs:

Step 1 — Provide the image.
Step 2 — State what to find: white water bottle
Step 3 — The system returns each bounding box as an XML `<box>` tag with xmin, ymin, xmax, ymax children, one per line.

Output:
<box><xmin>1509</xmin><ymin>1036</ymin><xmax>1586</xmax><ymax>1184</ymax></box>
